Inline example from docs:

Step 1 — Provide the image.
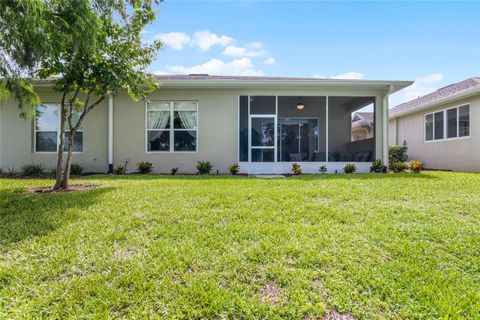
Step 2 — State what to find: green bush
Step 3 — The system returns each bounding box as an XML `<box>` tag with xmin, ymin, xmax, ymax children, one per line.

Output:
<box><xmin>343</xmin><ymin>163</ymin><xmax>357</xmax><ymax>174</ymax></box>
<box><xmin>70</xmin><ymin>163</ymin><xmax>83</xmax><ymax>175</ymax></box>
<box><xmin>228</xmin><ymin>163</ymin><xmax>240</xmax><ymax>175</ymax></box>
<box><xmin>137</xmin><ymin>161</ymin><xmax>153</xmax><ymax>174</ymax></box>
<box><xmin>370</xmin><ymin>159</ymin><xmax>385</xmax><ymax>173</ymax></box>
<box><xmin>391</xmin><ymin>162</ymin><xmax>408</xmax><ymax>173</ymax></box>
<box><xmin>171</xmin><ymin>167</ymin><xmax>179</xmax><ymax>175</ymax></box>
<box><xmin>389</xmin><ymin>145</ymin><xmax>408</xmax><ymax>168</ymax></box>
<box><xmin>114</xmin><ymin>165</ymin><xmax>125</xmax><ymax>175</ymax></box>
<box><xmin>22</xmin><ymin>164</ymin><xmax>44</xmax><ymax>176</ymax></box>
<box><xmin>291</xmin><ymin>163</ymin><xmax>302</xmax><ymax>175</ymax></box>
<box><xmin>197</xmin><ymin>161</ymin><xmax>213</xmax><ymax>175</ymax></box>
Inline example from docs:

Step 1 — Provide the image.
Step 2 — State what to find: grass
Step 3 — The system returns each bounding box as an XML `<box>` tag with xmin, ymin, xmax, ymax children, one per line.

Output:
<box><xmin>1</xmin><ymin>172</ymin><xmax>479</xmax><ymax>319</ymax></box>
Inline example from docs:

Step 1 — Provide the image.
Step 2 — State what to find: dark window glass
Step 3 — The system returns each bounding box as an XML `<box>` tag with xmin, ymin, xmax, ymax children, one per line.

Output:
<box><xmin>251</xmin><ymin>117</ymin><xmax>275</xmax><ymax>147</ymax></box>
<box><xmin>174</xmin><ymin>131</ymin><xmax>196</xmax><ymax>151</ymax></box>
<box><xmin>446</xmin><ymin>108</ymin><xmax>457</xmax><ymax>138</ymax></box>
<box><xmin>64</xmin><ymin>131</ymin><xmax>83</xmax><ymax>152</ymax></box>
<box><xmin>251</xmin><ymin>149</ymin><xmax>274</xmax><ymax>162</ymax></box>
<box><xmin>36</xmin><ymin>132</ymin><xmax>57</xmax><ymax>152</ymax></box>
<box><xmin>425</xmin><ymin>114</ymin><xmax>433</xmax><ymax>141</ymax></box>
<box><xmin>434</xmin><ymin>111</ymin><xmax>444</xmax><ymax>140</ymax></box>
<box><xmin>459</xmin><ymin>105</ymin><xmax>470</xmax><ymax>137</ymax></box>
<box><xmin>250</xmin><ymin>96</ymin><xmax>275</xmax><ymax>114</ymax></box>
<box><xmin>148</xmin><ymin>131</ymin><xmax>170</xmax><ymax>151</ymax></box>
<box><xmin>239</xmin><ymin>96</ymin><xmax>248</xmax><ymax>161</ymax></box>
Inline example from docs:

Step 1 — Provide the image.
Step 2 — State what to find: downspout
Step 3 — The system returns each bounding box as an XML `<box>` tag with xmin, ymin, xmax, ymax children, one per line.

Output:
<box><xmin>107</xmin><ymin>94</ymin><xmax>113</xmax><ymax>173</ymax></box>
<box><xmin>382</xmin><ymin>85</ymin><xmax>394</xmax><ymax>168</ymax></box>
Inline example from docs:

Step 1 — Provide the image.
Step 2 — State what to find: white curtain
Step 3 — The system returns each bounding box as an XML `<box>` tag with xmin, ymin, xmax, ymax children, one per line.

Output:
<box><xmin>148</xmin><ymin>111</ymin><xmax>170</xmax><ymax>129</ymax></box>
<box><xmin>177</xmin><ymin>111</ymin><xmax>197</xmax><ymax>137</ymax></box>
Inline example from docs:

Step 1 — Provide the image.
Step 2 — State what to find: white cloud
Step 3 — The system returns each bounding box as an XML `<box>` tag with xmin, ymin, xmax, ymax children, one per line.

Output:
<box><xmin>403</xmin><ymin>73</ymin><xmax>444</xmax><ymax>101</ymax></box>
<box><xmin>152</xmin><ymin>70</ymin><xmax>170</xmax><ymax>75</ymax></box>
<box><xmin>222</xmin><ymin>45</ymin><xmax>268</xmax><ymax>58</ymax></box>
<box><xmin>264</xmin><ymin>57</ymin><xmax>276</xmax><ymax>65</ymax></box>
<box><xmin>331</xmin><ymin>72</ymin><xmax>365</xmax><ymax>80</ymax></box>
<box><xmin>313</xmin><ymin>74</ymin><xmax>326</xmax><ymax>79</ymax></box>
<box><xmin>166</xmin><ymin>58</ymin><xmax>264</xmax><ymax>76</ymax></box>
<box><xmin>192</xmin><ymin>30</ymin><xmax>234</xmax><ymax>51</ymax></box>
<box><xmin>389</xmin><ymin>73</ymin><xmax>444</xmax><ymax>107</ymax></box>
<box><xmin>156</xmin><ymin>32</ymin><xmax>191</xmax><ymax>50</ymax></box>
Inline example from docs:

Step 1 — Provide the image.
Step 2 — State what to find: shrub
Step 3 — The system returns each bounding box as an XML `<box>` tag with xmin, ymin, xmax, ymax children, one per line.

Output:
<box><xmin>197</xmin><ymin>161</ymin><xmax>213</xmax><ymax>175</ymax></box>
<box><xmin>137</xmin><ymin>161</ymin><xmax>153</xmax><ymax>174</ymax></box>
<box><xmin>409</xmin><ymin>160</ymin><xmax>424</xmax><ymax>173</ymax></box>
<box><xmin>114</xmin><ymin>165</ymin><xmax>125</xmax><ymax>175</ymax></box>
<box><xmin>389</xmin><ymin>145</ymin><xmax>408</xmax><ymax>168</ymax></box>
<box><xmin>319</xmin><ymin>165</ymin><xmax>327</xmax><ymax>174</ymax></box>
<box><xmin>70</xmin><ymin>163</ymin><xmax>83</xmax><ymax>175</ymax></box>
<box><xmin>391</xmin><ymin>162</ymin><xmax>407</xmax><ymax>173</ymax></box>
<box><xmin>343</xmin><ymin>163</ymin><xmax>357</xmax><ymax>174</ymax></box>
<box><xmin>171</xmin><ymin>167</ymin><xmax>179</xmax><ymax>175</ymax></box>
<box><xmin>22</xmin><ymin>164</ymin><xmax>44</xmax><ymax>176</ymax></box>
<box><xmin>228</xmin><ymin>163</ymin><xmax>240</xmax><ymax>175</ymax></box>
<box><xmin>291</xmin><ymin>163</ymin><xmax>302</xmax><ymax>175</ymax></box>
<box><xmin>370</xmin><ymin>159</ymin><xmax>385</xmax><ymax>173</ymax></box>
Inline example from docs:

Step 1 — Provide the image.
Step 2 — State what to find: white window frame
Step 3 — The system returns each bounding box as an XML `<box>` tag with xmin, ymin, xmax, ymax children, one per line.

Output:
<box><xmin>34</xmin><ymin>103</ymin><xmax>84</xmax><ymax>153</ymax></box>
<box><xmin>424</xmin><ymin>103</ymin><xmax>471</xmax><ymax>143</ymax></box>
<box><xmin>145</xmin><ymin>100</ymin><xmax>198</xmax><ymax>153</ymax></box>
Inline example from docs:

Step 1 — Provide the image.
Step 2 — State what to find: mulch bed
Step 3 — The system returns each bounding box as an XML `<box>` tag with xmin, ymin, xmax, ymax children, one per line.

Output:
<box><xmin>25</xmin><ymin>184</ymin><xmax>98</xmax><ymax>194</ymax></box>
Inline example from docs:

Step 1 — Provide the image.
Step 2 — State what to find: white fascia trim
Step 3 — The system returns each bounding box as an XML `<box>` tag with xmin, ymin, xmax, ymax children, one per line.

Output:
<box><xmin>390</xmin><ymin>87</ymin><xmax>480</xmax><ymax>119</ymax></box>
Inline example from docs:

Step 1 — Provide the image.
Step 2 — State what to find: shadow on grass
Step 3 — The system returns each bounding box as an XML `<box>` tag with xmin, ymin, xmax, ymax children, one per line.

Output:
<box><xmin>0</xmin><ymin>186</ymin><xmax>112</xmax><ymax>245</ymax></box>
<box><xmin>79</xmin><ymin>172</ymin><xmax>440</xmax><ymax>182</ymax></box>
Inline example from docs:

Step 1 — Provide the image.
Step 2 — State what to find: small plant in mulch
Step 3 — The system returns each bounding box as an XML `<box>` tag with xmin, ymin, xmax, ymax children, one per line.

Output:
<box><xmin>369</xmin><ymin>159</ymin><xmax>385</xmax><ymax>173</ymax></box>
<box><xmin>343</xmin><ymin>163</ymin><xmax>357</xmax><ymax>174</ymax></box>
<box><xmin>197</xmin><ymin>161</ymin><xmax>213</xmax><ymax>175</ymax></box>
<box><xmin>228</xmin><ymin>163</ymin><xmax>240</xmax><ymax>175</ymax></box>
<box><xmin>409</xmin><ymin>160</ymin><xmax>424</xmax><ymax>173</ymax></box>
<box><xmin>171</xmin><ymin>167</ymin><xmax>179</xmax><ymax>175</ymax></box>
<box><xmin>114</xmin><ymin>165</ymin><xmax>126</xmax><ymax>175</ymax></box>
<box><xmin>319</xmin><ymin>165</ymin><xmax>328</xmax><ymax>174</ymax></box>
<box><xmin>137</xmin><ymin>161</ymin><xmax>153</xmax><ymax>174</ymax></box>
<box><xmin>22</xmin><ymin>164</ymin><xmax>44</xmax><ymax>177</ymax></box>
<box><xmin>291</xmin><ymin>162</ymin><xmax>302</xmax><ymax>175</ymax></box>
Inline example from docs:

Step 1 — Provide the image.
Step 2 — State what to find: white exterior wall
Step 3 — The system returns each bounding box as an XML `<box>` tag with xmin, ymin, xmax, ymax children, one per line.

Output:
<box><xmin>389</xmin><ymin>95</ymin><xmax>480</xmax><ymax>172</ymax></box>
<box><xmin>0</xmin><ymin>86</ymin><xmax>388</xmax><ymax>174</ymax></box>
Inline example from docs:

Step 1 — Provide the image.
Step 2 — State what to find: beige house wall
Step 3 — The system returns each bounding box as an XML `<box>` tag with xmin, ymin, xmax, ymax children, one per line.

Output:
<box><xmin>389</xmin><ymin>95</ymin><xmax>480</xmax><ymax>172</ymax></box>
<box><xmin>1</xmin><ymin>86</ymin><xmax>388</xmax><ymax>174</ymax></box>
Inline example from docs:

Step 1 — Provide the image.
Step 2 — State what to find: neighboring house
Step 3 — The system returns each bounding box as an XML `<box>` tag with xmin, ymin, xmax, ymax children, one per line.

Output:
<box><xmin>389</xmin><ymin>77</ymin><xmax>480</xmax><ymax>172</ymax></box>
<box><xmin>0</xmin><ymin>75</ymin><xmax>412</xmax><ymax>174</ymax></box>
<box><xmin>351</xmin><ymin>112</ymin><xmax>374</xmax><ymax>141</ymax></box>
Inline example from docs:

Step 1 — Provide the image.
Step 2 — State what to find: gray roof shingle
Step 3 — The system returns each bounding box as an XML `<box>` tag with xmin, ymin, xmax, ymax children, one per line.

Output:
<box><xmin>390</xmin><ymin>77</ymin><xmax>480</xmax><ymax>117</ymax></box>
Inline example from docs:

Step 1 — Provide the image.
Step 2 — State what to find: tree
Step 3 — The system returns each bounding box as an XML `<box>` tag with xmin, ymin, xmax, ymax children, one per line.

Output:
<box><xmin>0</xmin><ymin>0</ymin><xmax>162</xmax><ymax>190</ymax></box>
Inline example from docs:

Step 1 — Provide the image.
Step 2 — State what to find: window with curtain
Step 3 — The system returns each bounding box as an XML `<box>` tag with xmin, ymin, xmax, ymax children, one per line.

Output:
<box><xmin>35</xmin><ymin>104</ymin><xmax>83</xmax><ymax>152</ymax></box>
<box><xmin>147</xmin><ymin>101</ymin><xmax>198</xmax><ymax>152</ymax></box>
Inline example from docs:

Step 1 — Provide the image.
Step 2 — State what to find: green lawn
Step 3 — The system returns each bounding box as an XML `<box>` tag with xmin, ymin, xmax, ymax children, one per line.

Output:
<box><xmin>1</xmin><ymin>172</ymin><xmax>479</xmax><ymax>319</ymax></box>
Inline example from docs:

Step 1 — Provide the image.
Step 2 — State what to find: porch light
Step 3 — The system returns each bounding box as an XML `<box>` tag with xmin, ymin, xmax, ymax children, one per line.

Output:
<box><xmin>296</xmin><ymin>97</ymin><xmax>305</xmax><ymax>110</ymax></box>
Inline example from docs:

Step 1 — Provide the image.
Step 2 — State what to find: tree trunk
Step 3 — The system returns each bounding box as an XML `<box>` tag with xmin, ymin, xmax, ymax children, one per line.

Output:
<box><xmin>62</xmin><ymin>129</ymin><xmax>76</xmax><ymax>189</ymax></box>
<box><xmin>53</xmin><ymin>101</ymin><xmax>67</xmax><ymax>190</ymax></box>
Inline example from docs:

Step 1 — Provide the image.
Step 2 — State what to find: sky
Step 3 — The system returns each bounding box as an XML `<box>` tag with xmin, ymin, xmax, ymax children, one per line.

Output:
<box><xmin>143</xmin><ymin>1</ymin><xmax>480</xmax><ymax>107</ymax></box>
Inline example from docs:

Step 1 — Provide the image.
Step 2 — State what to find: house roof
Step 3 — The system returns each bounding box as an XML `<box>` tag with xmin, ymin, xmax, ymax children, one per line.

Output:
<box><xmin>152</xmin><ymin>74</ymin><xmax>412</xmax><ymax>93</ymax></box>
<box><xmin>390</xmin><ymin>77</ymin><xmax>480</xmax><ymax>119</ymax></box>
<box><xmin>352</xmin><ymin>112</ymin><xmax>374</xmax><ymax>122</ymax></box>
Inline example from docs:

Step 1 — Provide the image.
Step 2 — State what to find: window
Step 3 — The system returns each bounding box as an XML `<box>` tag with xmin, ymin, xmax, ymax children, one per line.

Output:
<box><xmin>147</xmin><ymin>101</ymin><xmax>198</xmax><ymax>152</ymax></box>
<box><xmin>35</xmin><ymin>104</ymin><xmax>83</xmax><ymax>152</ymax></box>
<box><xmin>425</xmin><ymin>104</ymin><xmax>470</xmax><ymax>142</ymax></box>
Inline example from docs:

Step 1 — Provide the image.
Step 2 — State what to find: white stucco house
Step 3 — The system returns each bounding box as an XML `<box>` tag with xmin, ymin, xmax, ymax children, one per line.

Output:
<box><xmin>0</xmin><ymin>75</ymin><xmax>413</xmax><ymax>174</ymax></box>
<box><xmin>389</xmin><ymin>77</ymin><xmax>479</xmax><ymax>172</ymax></box>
